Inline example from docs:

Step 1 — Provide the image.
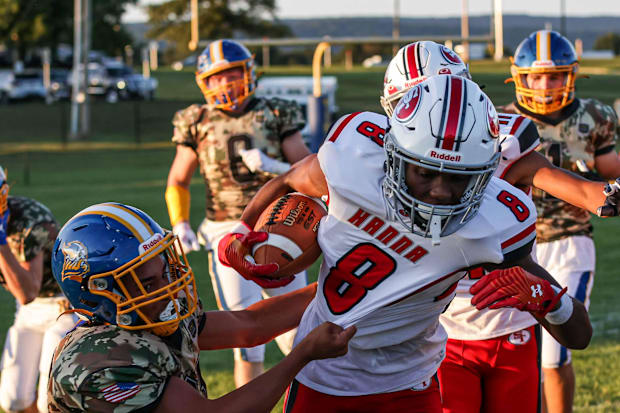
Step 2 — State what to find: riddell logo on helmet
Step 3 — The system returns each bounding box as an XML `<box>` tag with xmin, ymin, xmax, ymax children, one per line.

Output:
<box><xmin>429</xmin><ymin>150</ymin><xmax>461</xmax><ymax>162</ymax></box>
<box><xmin>532</xmin><ymin>60</ymin><xmax>555</xmax><ymax>68</ymax></box>
<box><xmin>404</xmin><ymin>77</ymin><xmax>427</xmax><ymax>89</ymax></box>
<box><xmin>140</xmin><ymin>233</ymin><xmax>164</xmax><ymax>254</ymax></box>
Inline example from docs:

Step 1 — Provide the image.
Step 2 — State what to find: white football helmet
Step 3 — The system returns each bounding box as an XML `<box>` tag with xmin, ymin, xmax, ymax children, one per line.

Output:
<box><xmin>383</xmin><ymin>75</ymin><xmax>500</xmax><ymax>245</ymax></box>
<box><xmin>381</xmin><ymin>41</ymin><xmax>471</xmax><ymax>117</ymax></box>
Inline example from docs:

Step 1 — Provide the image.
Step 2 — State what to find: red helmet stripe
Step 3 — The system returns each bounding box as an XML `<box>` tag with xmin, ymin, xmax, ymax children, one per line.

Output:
<box><xmin>441</xmin><ymin>77</ymin><xmax>464</xmax><ymax>151</ymax></box>
<box><xmin>404</xmin><ymin>43</ymin><xmax>420</xmax><ymax>79</ymax></box>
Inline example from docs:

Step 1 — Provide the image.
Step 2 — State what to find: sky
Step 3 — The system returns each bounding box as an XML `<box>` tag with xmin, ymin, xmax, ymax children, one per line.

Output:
<box><xmin>123</xmin><ymin>0</ymin><xmax>620</xmax><ymax>23</ymax></box>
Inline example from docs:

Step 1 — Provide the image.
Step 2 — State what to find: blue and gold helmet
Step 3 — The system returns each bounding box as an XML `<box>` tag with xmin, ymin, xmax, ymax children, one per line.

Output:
<box><xmin>509</xmin><ymin>30</ymin><xmax>579</xmax><ymax>115</ymax></box>
<box><xmin>51</xmin><ymin>203</ymin><xmax>198</xmax><ymax>336</ymax></box>
<box><xmin>195</xmin><ymin>39</ymin><xmax>257</xmax><ymax>110</ymax></box>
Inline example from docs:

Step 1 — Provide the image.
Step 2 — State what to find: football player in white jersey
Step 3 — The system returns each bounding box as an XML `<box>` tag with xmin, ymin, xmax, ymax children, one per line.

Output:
<box><xmin>379</xmin><ymin>41</ymin><xmax>620</xmax><ymax>413</ymax></box>
<box><xmin>219</xmin><ymin>75</ymin><xmax>592</xmax><ymax>413</ymax></box>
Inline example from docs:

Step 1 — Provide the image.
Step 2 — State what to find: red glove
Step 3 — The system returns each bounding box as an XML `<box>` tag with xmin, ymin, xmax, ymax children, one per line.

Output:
<box><xmin>218</xmin><ymin>223</ymin><xmax>295</xmax><ymax>288</ymax></box>
<box><xmin>469</xmin><ymin>267</ymin><xmax>567</xmax><ymax>318</ymax></box>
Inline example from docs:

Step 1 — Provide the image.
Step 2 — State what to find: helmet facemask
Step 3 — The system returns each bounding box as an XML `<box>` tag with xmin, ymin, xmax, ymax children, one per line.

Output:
<box><xmin>196</xmin><ymin>61</ymin><xmax>256</xmax><ymax>111</ymax></box>
<box><xmin>509</xmin><ymin>30</ymin><xmax>579</xmax><ymax>115</ymax></box>
<box><xmin>87</xmin><ymin>232</ymin><xmax>198</xmax><ymax>336</ymax></box>
<box><xmin>383</xmin><ymin>134</ymin><xmax>499</xmax><ymax>245</ymax></box>
<box><xmin>383</xmin><ymin>75</ymin><xmax>500</xmax><ymax>245</ymax></box>
<box><xmin>511</xmin><ymin>61</ymin><xmax>578</xmax><ymax>115</ymax></box>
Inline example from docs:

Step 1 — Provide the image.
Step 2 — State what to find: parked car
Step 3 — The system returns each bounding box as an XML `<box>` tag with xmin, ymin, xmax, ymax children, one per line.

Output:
<box><xmin>7</xmin><ymin>70</ymin><xmax>47</xmax><ymax>102</ymax></box>
<box><xmin>105</xmin><ymin>62</ymin><xmax>158</xmax><ymax>101</ymax></box>
<box><xmin>69</xmin><ymin>62</ymin><xmax>158</xmax><ymax>103</ymax></box>
<box><xmin>0</xmin><ymin>70</ymin><xmax>13</xmax><ymax>104</ymax></box>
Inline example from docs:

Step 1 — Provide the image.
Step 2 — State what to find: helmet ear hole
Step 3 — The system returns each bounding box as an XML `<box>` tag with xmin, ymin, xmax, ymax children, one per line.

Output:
<box><xmin>79</xmin><ymin>298</ymin><xmax>98</xmax><ymax>308</ymax></box>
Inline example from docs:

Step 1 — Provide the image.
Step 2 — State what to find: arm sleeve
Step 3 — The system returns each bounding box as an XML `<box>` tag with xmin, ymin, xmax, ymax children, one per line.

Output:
<box><xmin>171</xmin><ymin>104</ymin><xmax>203</xmax><ymax>149</ymax></box>
<box><xmin>271</xmin><ymin>98</ymin><xmax>306</xmax><ymax>141</ymax></box>
<box><xmin>78</xmin><ymin>366</ymin><xmax>168</xmax><ymax>412</ymax></box>
<box><xmin>22</xmin><ymin>222</ymin><xmax>54</xmax><ymax>262</ymax></box>
<box><xmin>589</xmin><ymin>100</ymin><xmax>618</xmax><ymax>153</ymax></box>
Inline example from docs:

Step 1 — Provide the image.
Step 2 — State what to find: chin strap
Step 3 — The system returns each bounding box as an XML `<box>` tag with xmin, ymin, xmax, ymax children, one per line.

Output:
<box><xmin>429</xmin><ymin>215</ymin><xmax>442</xmax><ymax>246</ymax></box>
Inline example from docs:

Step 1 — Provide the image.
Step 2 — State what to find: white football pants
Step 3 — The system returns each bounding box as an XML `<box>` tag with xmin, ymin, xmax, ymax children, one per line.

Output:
<box><xmin>0</xmin><ymin>296</ymin><xmax>77</xmax><ymax>413</ymax></box>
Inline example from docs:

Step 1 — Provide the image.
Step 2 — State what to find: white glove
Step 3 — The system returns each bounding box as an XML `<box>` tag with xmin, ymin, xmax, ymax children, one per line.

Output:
<box><xmin>172</xmin><ymin>221</ymin><xmax>201</xmax><ymax>252</ymax></box>
<box><xmin>239</xmin><ymin>148</ymin><xmax>291</xmax><ymax>175</ymax></box>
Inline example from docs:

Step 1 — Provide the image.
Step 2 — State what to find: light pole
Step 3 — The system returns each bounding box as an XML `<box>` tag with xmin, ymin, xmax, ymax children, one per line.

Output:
<box><xmin>494</xmin><ymin>0</ymin><xmax>504</xmax><ymax>61</ymax></box>
<box><xmin>560</xmin><ymin>0</ymin><xmax>566</xmax><ymax>36</ymax></box>
<box><xmin>393</xmin><ymin>0</ymin><xmax>400</xmax><ymax>55</ymax></box>
<box><xmin>70</xmin><ymin>0</ymin><xmax>90</xmax><ymax>140</ymax></box>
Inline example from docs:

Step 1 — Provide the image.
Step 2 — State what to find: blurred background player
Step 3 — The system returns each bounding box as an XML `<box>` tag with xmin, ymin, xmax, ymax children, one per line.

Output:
<box><xmin>503</xmin><ymin>30</ymin><xmax>620</xmax><ymax>413</ymax></box>
<box><xmin>164</xmin><ymin>39</ymin><xmax>312</xmax><ymax>387</ymax></box>
<box><xmin>0</xmin><ymin>166</ymin><xmax>76</xmax><ymax>413</ymax></box>
<box><xmin>48</xmin><ymin>202</ymin><xmax>355</xmax><ymax>413</ymax></box>
<box><xmin>221</xmin><ymin>77</ymin><xmax>592</xmax><ymax>413</ymax></box>
<box><xmin>380</xmin><ymin>41</ymin><xmax>619</xmax><ymax>413</ymax></box>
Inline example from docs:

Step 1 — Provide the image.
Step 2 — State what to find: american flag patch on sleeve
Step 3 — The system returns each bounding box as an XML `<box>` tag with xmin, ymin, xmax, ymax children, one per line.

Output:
<box><xmin>101</xmin><ymin>382</ymin><xmax>141</xmax><ymax>403</ymax></box>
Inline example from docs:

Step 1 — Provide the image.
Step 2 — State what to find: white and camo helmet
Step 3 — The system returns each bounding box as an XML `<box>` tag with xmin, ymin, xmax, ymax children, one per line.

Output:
<box><xmin>383</xmin><ymin>75</ymin><xmax>500</xmax><ymax>244</ymax></box>
<box><xmin>381</xmin><ymin>41</ymin><xmax>471</xmax><ymax>117</ymax></box>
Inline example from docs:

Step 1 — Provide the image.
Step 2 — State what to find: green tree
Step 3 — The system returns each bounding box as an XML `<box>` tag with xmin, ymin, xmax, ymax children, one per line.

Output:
<box><xmin>91</xmin><ymin>0</ymin><xmax>138</xmax><ymax>57</ymax></box>
<box><xmin>0</xmin><ymin>0</ymin><xmax>136</xmax><ymax>64</ymax></box>
<box><xmin>593</xmin><ymin>32</ymin><xmax>620</xmax><ymax>55</ymax></box>
<box><xmin>146</xmin><ymin>0</ymin><xmax>292</xmax><ymax>61</ymax></box>
<box><xmin>0</xmin><ymin>0</ymin><xmax>73</xmax><ymax>62</ymax></box>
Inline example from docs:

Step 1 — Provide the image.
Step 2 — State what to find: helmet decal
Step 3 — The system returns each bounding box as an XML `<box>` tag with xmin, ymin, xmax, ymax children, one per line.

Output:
<box><xmin>486</xmin><ymin>99</ymin><xmax>500</xmax><ymax>138</ymax></box>
<box><xmin>61</xmin><ymin>240</ymin><xmax>90</xmax><ymax>281</ymax></box>
<box><xmin>403</xmin><ymin>43</ymin><xmax>423</xmax><ymax>80</ymax></box>
<box><xmin>440</xmin><ymin>46</ymin><xmax>464</xmax><ymax>65</ymax></box>
<box><xmin>139</xmin><ymin>233</ymin><xmax>164</xmax><ymax>255</ymax></box>
<box><xmin>394</xmin><ymin>84</ymin><xmax>422</xmax><ymax>123</ymax></box>
<box><xmin>381</xmin><ymin>41</ymin><xmax>471</xmax><ymax>118</ymax></box>
<box><xmin>536</xmin><ymin>30</ymin><xmax>552</xmax><ymax>62</ymax></box>
<box><xmin>76</xmin><ymin>203</ymin><xmax>156</xmax><ymax>243</ymax></box>
<box><xmin>437</xmin><ymin>76</ymin><xmax>467</xmax><ymax>151</ymax></box>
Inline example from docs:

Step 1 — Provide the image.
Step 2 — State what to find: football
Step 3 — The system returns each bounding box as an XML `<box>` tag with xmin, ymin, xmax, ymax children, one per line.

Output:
<box><xmin>252</xmin><ymin>192</ymin><xmax>327</xmax><ymax>278</ymax></box>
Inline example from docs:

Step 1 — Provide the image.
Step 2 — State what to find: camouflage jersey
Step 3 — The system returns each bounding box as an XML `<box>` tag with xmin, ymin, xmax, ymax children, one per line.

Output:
<box><xmin>3</xmin><ymin>196</ymin><xmax>60</xmax><ymax>297</ymax></box>
<box><xmin>172</xmin><ymin>97</ymin><xmax>305</xmax><ymax>221</ymax></box>
<box><xmin>501</xmin><ymin>99</ymin><xmax>618</xmax><ymax>243</ymax></box>
<box><xmin>49</xmin><ymin>304</ymin><xmax>207</xmax><ymax>413</ymax></box>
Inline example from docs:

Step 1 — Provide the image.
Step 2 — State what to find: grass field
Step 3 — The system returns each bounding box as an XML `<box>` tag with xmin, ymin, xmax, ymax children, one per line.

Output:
<box><xmin>1</xmin><ymin>59</ymin><xmax>620</xmax><ymax>412</ymax></box>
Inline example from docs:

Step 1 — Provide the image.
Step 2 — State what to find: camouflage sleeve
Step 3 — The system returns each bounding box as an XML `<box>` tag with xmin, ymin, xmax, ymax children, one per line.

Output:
<box><xmin>269</xmin><ymin>98</ymin><xmax>306</xmax><ymax>140</ymax></box>
<box><xmin>587</xmin><ymin>99</ymin><xmax>618</xmax><ymax>156</ymax></box>
<box><xmin>77</xmin><ymin>366</ymin><xmax>167</xmax><ymax>412</ymax></box>
<box><xmin>49</xmin><ymin>327</ymin><xmax>178</xmax><ymax>413</ymax></box>
<box><xmin>23</xmin><ymin>221</ymin><xmax>57</xmax><ymax>262</ymax></box>
<box><xmin>171</xmin><ymin>104</ymin><xmax>204</xmax><ymax>149</ymax></box>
